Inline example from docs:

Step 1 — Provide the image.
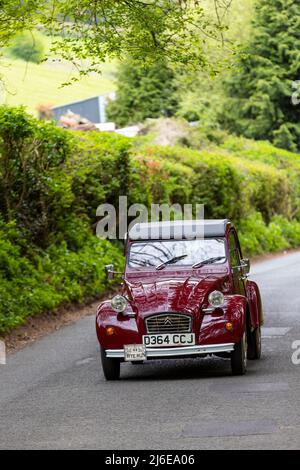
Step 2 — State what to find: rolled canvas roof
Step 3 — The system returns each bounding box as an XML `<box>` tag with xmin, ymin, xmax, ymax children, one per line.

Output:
<box><xmin>128</xmin><ymin>219</ymin><xmax>230</xmax><ymax>241</ymax></box>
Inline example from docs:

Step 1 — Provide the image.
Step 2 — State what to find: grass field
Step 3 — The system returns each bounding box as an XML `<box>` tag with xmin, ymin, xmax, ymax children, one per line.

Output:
<box><xmin>0</xmin><ymin>56</ymin><xmax>116</xmax><ymax>115</ymax></box>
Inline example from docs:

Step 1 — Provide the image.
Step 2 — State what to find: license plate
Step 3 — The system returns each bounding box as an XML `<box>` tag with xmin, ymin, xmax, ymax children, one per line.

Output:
<box><xmin>143</xmin><ymin>333</ymin><xmax>195</xmax><ymax>348</ymax></box>
<box><xmin>124</xmin><ymin>344</ymin><xmax>147</xmax><ymax>362</ymax></box>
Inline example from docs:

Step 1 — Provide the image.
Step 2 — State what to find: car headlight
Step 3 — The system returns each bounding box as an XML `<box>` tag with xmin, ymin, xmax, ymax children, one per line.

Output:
<box><xmin>111</xmin><ymin>295</ymin><xmax>127</xmax><ymax>313</ymax></box>
<box><xmin>208</xmin><ymin>290</ymin><xmax>225</xmax><ymax>308</ymax></box>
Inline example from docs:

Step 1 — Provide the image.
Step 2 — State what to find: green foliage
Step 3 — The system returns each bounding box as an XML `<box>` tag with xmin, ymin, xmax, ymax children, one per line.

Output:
<box><xmin>8</xmin><ymin>30</ymin><xmax>45</xmax><ymax>63</ymax></box>
<box><xmin>0</xmin><ymin>218</ymin><xmax>123</xmax><ymax>333</ymax></box>
<box><xmin>106</xmin><ymin>60</ymin><xmax>179</xmax><ymax>127</ymax></box>
<box><xmin>238</xmin><ymin>213</ymin><xmax>289</xmax><ymax>256</ymax></box>
<box><xmin>238</xmin><ymin>212</ymin><xmax>300</xmax><ymax>257</ymax></box>
<box><xmin>222</xmin><ymin>0</ymin><xmax>300</xmax><ymax>151</ymax></box>
<box><xmin>69</xmin><ymin>132</ymin><xmax>133</xmax><ymax>222</ymax></box>
<box><xmin>176</xmin><ymin>72</ymin><xmax>226</xmax><ymax>126</ymax></box>
<box><xmin>0</xmin><ymin>108</ymin><xmax>129</xmax><ymax>333</ymax></box>
<box><xmin>0</xmin><ymin>106</ymin><xmax>74</xmax><ymax>246</ymax></box>
<box><xmin>136</xmin><ymin>142</ymin><xmax>293</xmax><ymax>224</ymax></box>
<box><xmin>221</xmin><ymin>136</ymin><xmax>300</xmax><ymax>219</ymax></box>
<box><xmin>175</xmin><ymin>0</ymin><xmax>254</xmax><ymax>128</ymax></box>
<box><xmin>271</xmin><ymin>215</ymin><xmax>300</xmax><ymax>247</ymax></box>
<box><xmin>0</xmin><ymin>1</ymin><xmax>234</xmax><ymax>76</ymax></box>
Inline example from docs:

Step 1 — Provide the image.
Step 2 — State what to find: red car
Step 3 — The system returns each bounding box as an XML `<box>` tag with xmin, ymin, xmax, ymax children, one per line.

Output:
<box><xmin>96</xmin><ymin>220</ymin><xmax>263</xmax><ymax>380</ymax></box>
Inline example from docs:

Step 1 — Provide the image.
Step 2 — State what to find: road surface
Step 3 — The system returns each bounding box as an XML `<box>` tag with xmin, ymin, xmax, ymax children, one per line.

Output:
<box><xmin>1</xmin><ymin>252</ymin><xmax>300</xmax><ymax>450</ymax></box>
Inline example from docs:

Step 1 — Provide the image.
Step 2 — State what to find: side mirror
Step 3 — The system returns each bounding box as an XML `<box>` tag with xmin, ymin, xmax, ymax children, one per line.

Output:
<box><xmin>105</xmin><ymin>264</ymin><xmax>115</xmax><ymax>280</ymax></box>
<box><xmin>241</xmin><ymin>258</ymin><xmax>250</xmax><ymax>275</ymax></box>
<box><xmin>124</xmin><ymin>232</ymin><xmax>128</xmax><ymax>256</ymax></box>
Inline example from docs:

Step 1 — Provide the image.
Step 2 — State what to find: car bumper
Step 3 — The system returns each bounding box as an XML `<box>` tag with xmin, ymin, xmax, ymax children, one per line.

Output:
<box><xmin>106</xmin><ymin>342</ymin><xmax>235</xmax><ymax>359</ymax></box>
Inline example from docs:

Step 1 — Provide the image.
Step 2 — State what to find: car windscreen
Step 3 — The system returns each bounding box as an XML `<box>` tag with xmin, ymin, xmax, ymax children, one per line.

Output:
<box><xmin>128</xmin><ymin>238</ymin><xmax>226</xmax><ymax>269</ymax></box>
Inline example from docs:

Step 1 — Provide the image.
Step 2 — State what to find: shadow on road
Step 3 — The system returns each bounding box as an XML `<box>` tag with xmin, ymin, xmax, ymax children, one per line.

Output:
<box><xmin>116</xmin><ymin>357</ymin><xmax>259</xmax><ymax>382</ymax></box>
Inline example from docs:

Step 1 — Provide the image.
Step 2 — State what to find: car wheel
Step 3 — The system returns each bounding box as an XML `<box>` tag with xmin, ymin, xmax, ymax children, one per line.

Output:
<box><xmin>100</xmin><ymin>347</ymin><xmax>120</xmax><ymax>380</ymax></box>
<box><xmin>247</xmin><ymin>327</ymin><xmax>262</xmax><ymax>360</ymax></box>
<box><xmin>231</xmin><ymin>331</ymin><xmax>247</xmax><ymax>376</ymax></box>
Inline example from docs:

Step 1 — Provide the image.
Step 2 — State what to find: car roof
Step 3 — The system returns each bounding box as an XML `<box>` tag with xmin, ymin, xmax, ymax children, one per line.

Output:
<box><xmin>128</xmin><ymin>219</ymin><xmax>231</xmax><ymax>241</ymax></box>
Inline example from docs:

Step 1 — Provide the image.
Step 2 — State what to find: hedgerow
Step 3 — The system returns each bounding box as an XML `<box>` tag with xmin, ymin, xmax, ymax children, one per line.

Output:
<box><xmin>1</xmin><ymin>107</ymin><xmax>300</xmax><ymax>333</ymax></box>
<box><xmin>0</xmin><ymin>218</ymin><xmax>123</xmax><ymax>333</ymax></box>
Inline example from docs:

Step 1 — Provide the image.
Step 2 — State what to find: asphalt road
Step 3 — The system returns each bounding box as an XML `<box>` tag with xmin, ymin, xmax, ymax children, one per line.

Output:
<box><xmin>1</xmin><ymin>252</ymin><xmax>300</xmax><ymax>450</ymax></box>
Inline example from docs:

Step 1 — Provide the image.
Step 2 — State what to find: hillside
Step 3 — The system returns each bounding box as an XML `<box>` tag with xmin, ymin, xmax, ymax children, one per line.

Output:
<box><xmin>0</xmin><ymin>57</ymin><xmax>116</xmax><ymax>115</ymax></box>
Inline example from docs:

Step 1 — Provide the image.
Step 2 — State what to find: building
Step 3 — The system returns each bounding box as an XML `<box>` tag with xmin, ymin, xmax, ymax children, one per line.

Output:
<box><xmin>51</xmin><ymin>92</ymin><xmax>115</xmax><ymax>124</ymax></box>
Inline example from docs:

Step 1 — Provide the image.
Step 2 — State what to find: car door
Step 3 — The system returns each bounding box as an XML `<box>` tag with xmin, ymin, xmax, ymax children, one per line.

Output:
<box><xmin>228</xmin><ymin>229</ymin><xmax>246</xmax><ymax>296</ymax></box>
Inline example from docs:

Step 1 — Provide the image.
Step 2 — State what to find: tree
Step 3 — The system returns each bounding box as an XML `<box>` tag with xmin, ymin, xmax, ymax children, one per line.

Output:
<box><xmin>106</xmin><ymin>60</ymin><xmax>179</xmax><ymax>126</ymax></box>
<box><xmin>222</xmin><ymin>0</ymin><xmax>300</xmax><ymax>152</ymax></box>
<box><xmin>9</xmin><ymin>31</ymin><xmax>45</xmax><ymax>63</ymax></box>
<box><xmin>0</xmin><ymin>1</ymin><xmax>234</xmax><ymax>75</ymax></box>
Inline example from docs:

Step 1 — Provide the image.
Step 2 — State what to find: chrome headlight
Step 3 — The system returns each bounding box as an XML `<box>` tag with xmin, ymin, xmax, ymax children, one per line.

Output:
<box><xmin>208</xmin><ymin>290</ymin><xmax>225</xmax><ymax>308</ymax></box>
<box><xmin>111</xmin><ymin>295</ymin><xmax>127</xmax><ymax>313</ymax></box>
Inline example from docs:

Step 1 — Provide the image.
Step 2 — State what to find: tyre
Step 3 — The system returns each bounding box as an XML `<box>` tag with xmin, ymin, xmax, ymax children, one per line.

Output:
<box><xmin>231</xmin><ymin>332</ymin><xmax>247</xmax><ymax>376</ymax></box>
<box><xmin>247</xmin><ymin>327</ymin><xmax>262</xmax><ymax>360</ymax></box>
<box><xmin>100</xmin><ymin>347</ymin><xmax>120</xmax><ymax>380</ymax></box>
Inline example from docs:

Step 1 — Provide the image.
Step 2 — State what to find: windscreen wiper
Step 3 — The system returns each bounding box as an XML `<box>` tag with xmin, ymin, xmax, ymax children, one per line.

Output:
<box><xmin>192</xmin><ymin>256</ymin><xmax>226</xmax><ymax>269</ymax></box>
<box><xmin>155</xmin><ymin>254</ymin><xmax>188</xmax><ymax>271</ymax></box>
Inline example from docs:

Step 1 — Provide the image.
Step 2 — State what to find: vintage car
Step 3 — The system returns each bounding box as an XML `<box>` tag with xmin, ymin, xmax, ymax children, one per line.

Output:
<box><xmin>96</xmin><ymin>219</ymin><xmax>263</xmax><ymax>380</ymax></box>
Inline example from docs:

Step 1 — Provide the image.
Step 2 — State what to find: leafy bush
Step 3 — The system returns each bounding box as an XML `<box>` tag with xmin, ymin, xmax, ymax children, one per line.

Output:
<box><xmin>238</xmin><ymin>212</ymin><xmax>300</xmax><ymax>257</ymax></box>
<box><xmin>238</xmin><ymin>213</ymin><xmax>289</xmax><ymax>256</ymax></box>
<box><xmin>0</xmin><ymin>218</ymin><xmax>123</xmax><ymax>334</ymax></box>
<box><xmin>8</xmin><ymin>31</ymin><xmax>45</xmax><ymax>64</ymax></box>
<box><xmin>271</xmin><ymin>216</ymin><xmax>300</xmax><ymax>248</ymax></box>
<box><xmin>69</xmin><ymin>132</ymin><xmax>133</xmax><ymax>222</ymax></box>
<box><xmin>221</xmin><ymin>136</ymin><xmax>300</xmax><ymax>219</ymax></box>
<box><xmin>0</xmin><ymin>106</ymin><xmax>74</xmax><ymax>247</ymax></box>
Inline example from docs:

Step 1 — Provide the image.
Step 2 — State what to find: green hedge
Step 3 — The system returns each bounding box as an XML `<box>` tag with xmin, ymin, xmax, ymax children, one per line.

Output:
<box><xmin>221</xmin><ymin>137</ymin><xmax>300</xmax><ymax>220</ymax></box>
<box><xmin>0</xmin><ymin>218</ymin><xmax>123</xmax><ymax>333</ymax></box>
<box><xmin>0</xmin><ymin>108</ymin><xmax>125</xmax><ymax>334</ymax></box>
<box><xmin>1</xmin><ymin>107</ymin><xmax>300</xmax><ymax>334</ymax></box>
<box><xmin>135</xmin><ymin>144</ymin><xmax>293</xmax><ymax>223</ymax></box>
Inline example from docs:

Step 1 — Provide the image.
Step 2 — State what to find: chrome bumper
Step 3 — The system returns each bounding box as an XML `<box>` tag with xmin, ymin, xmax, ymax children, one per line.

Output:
<box><xmin>106</xmin><ymin>343</ymin><xmax>235</xmax><ymax>359</ymax></box>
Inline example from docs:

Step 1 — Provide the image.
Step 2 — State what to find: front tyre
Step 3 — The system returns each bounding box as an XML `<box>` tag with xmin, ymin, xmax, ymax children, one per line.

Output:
<box><xmin>247</xmin><ymin>327</ymin><xmax>262</xmax><ymax>360</ymax></box>
<box><xmin>231</xmin><ymin>332</ymin><xmax>247</xmax><ymax>376</ymax></box>
<box><xmin>100</xmin><ymin>347</ymin><xmax>120</xmax><ymax>380</ymax></box>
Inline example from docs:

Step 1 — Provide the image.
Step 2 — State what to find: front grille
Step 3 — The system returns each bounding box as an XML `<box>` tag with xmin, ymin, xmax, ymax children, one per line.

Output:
<box><xmin>145</xmin><ymin>314</ymin><xmax>192</xmax><ymax>334</ymax></box>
